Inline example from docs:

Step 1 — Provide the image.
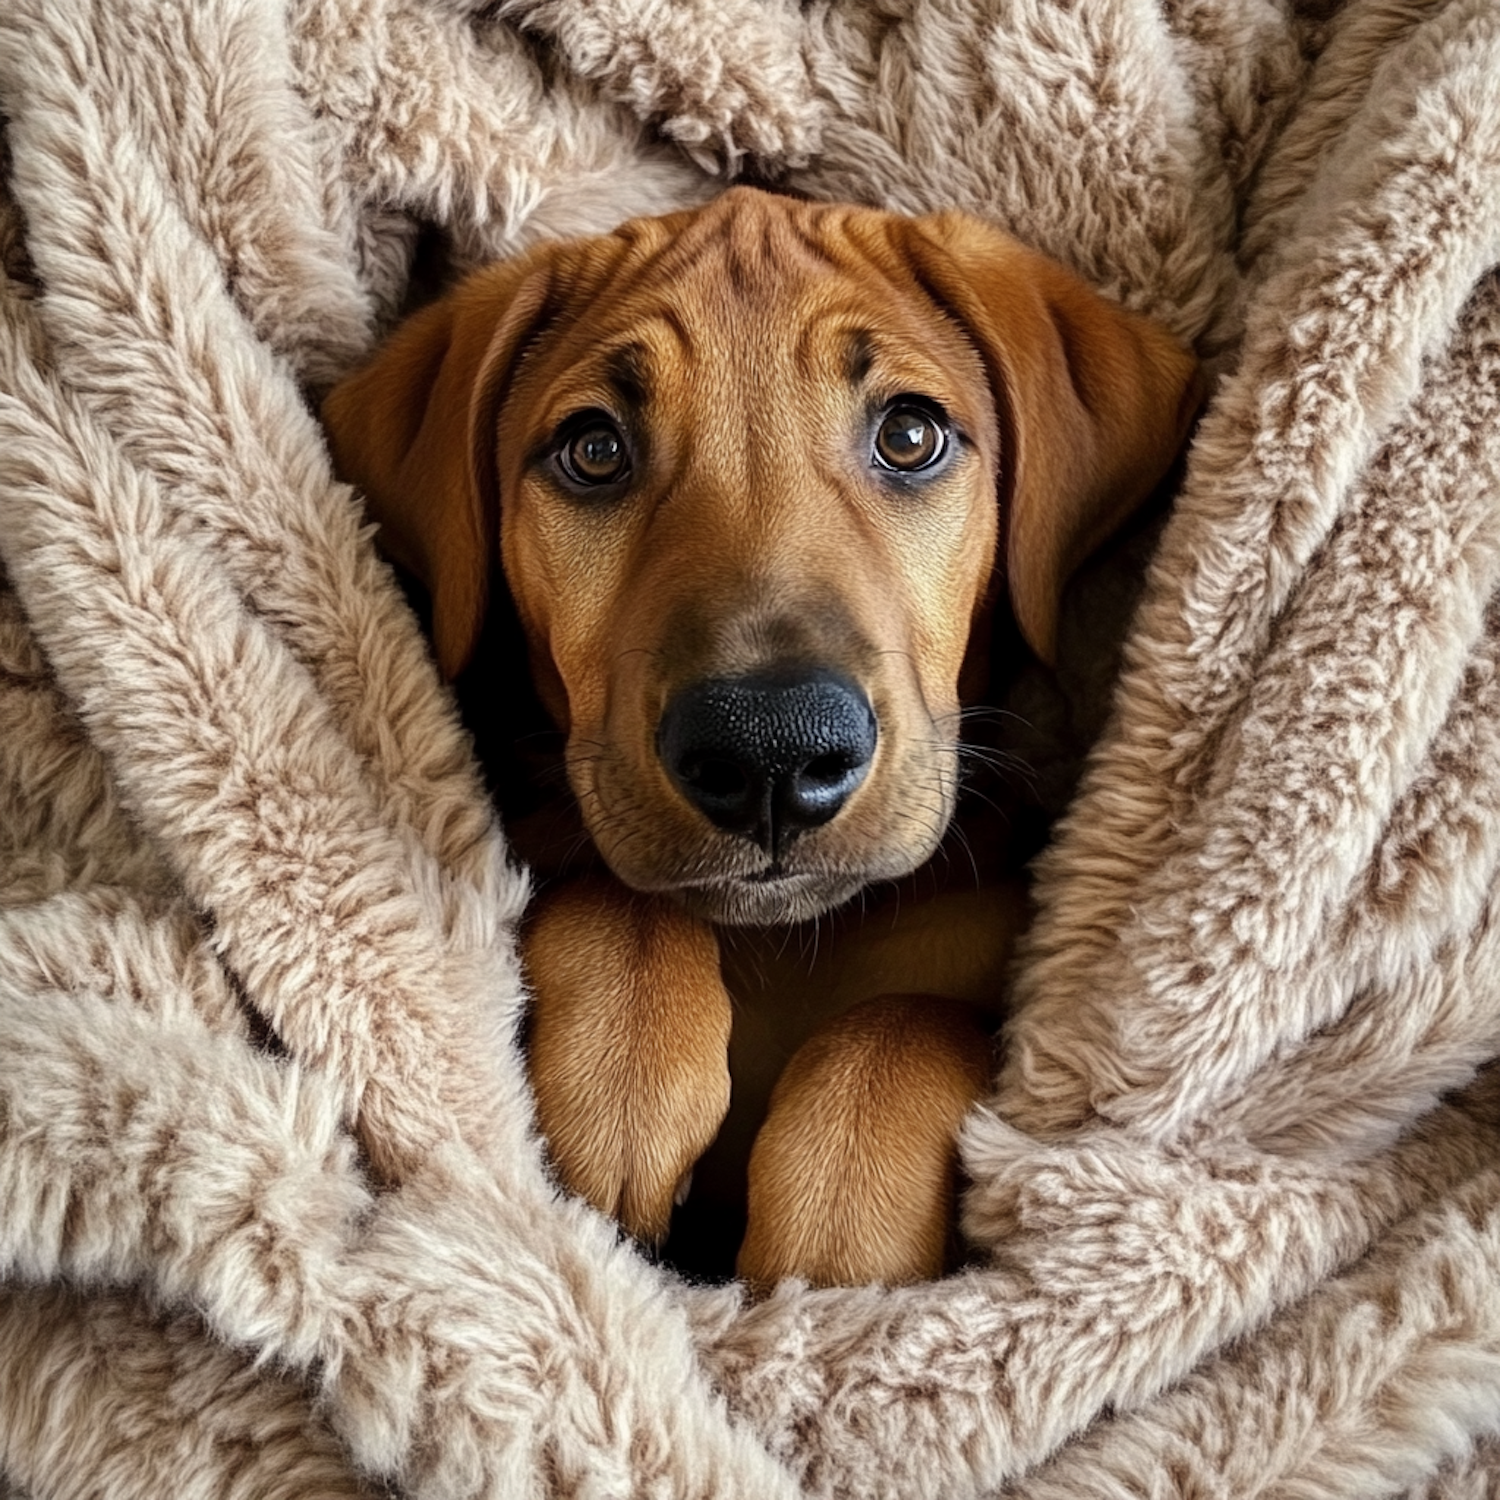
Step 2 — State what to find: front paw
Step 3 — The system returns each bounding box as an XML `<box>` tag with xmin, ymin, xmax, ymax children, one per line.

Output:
<box><xmin>738</xmin><ymin>995</ymin><xmax>992</xmax><ymax>1289</ymax></box>
<box><xmin>523</xmin><ymin>878</ymin><xmax>732</xmax><ymax>1244</ymax></box>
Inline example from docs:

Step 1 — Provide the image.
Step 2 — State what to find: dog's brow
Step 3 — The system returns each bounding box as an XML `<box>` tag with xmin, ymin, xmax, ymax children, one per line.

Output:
<box><xmin>603</xmin><ymin>342</ymin><xmax>651</xmax><ymax>409</ymax></box>
<box><xmin>795</xmin><ymin>321</ymin><xmax>874</xmax><ymax>385</ymax></box>
<box><xmin>598</xmin><ymin>310</ymin><xmax>696</xmax><ymax>407</ymax></box>
<box><xmin>845</xmin><ymin>330</ymin><xmax>876</xmax><ymax>386</ymax></box>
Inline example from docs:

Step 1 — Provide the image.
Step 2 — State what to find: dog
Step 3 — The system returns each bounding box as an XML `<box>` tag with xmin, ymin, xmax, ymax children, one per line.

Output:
<box><xmin>321</xmin><ymin>187</ymin><xmax>1199</xmax><ymax>1288</ymax></box>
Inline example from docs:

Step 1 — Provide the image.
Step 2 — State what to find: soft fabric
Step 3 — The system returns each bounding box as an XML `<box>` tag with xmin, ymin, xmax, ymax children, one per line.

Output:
<box><xmin>2</xmin><ymin>1</ymin><xmax>1499</xmax><ymax>1496</ymax></box>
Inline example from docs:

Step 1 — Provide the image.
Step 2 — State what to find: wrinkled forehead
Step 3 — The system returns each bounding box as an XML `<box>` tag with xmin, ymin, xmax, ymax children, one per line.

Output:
<box><xmin>507</xmin><ymin>202</ymin><xmax>996</xmax><ymax>442</ymax></box>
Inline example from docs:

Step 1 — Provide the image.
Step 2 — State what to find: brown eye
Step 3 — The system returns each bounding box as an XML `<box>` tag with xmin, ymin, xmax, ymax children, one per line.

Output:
<box><xmin>559</xmin><ymin>417</ymin><xmax>629</xmax><ymax>486</ymax></box>
<box><xmin>873</xmin><ymin>404</ymin><xmax>946</xmax><ymax>472</ymax></box>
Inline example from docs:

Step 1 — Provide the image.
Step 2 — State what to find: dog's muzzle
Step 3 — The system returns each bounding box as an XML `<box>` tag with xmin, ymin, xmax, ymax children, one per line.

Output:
<box><xmin>657</xmin><ymin>668</ymin><xmax>877</xmax><ymax>860</ymax></box>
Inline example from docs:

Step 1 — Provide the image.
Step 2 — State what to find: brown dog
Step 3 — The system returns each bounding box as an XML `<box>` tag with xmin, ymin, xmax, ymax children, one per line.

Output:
<box><xmin>322</xmin><ymin>187</ymin><xmax>1199</xmax><ymax>1288</ymax></box>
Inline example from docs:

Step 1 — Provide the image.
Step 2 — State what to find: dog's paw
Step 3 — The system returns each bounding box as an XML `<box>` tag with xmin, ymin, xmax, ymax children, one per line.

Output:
<box><xmin>523</xmin><ymin>878</ymin><xmax>732</xmax><ymax>1244</ymax></box>
<box><xmin>738</xmin><ymin>995</ymin><xmax>992</xmax><ymax>1290</ymax></box>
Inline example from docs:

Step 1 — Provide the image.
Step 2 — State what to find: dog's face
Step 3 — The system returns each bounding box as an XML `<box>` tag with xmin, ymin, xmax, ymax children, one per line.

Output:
<box><xmin>323</xmin><ymin>189</ymin><xmax>1199</xmax><ymax>925</ymax></box>
<box><xmin>491</xmin><ymin>214</ymin><xmax>1001</xmax><ymax>923</ymax></box>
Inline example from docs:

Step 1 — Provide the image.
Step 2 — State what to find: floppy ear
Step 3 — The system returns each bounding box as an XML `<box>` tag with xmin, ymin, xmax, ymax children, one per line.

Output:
<box><xmin>903</xmin><ymin>213</ymin><xmax>1204</xmax><ymax>663</ymax></box>
<box><xmin>321</xmin><ymin>258</ymin><xmax>557</xmax><ymax>678</ymax></box>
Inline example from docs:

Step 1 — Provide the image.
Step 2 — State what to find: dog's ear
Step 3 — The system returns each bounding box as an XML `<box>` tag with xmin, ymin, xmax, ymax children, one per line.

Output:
<box><xmin>321</xmin><ymin>258</ymin><xmax>557</xmax><ymax>678</ymax></box>
<box><xmin>902</xmin><ymin>213</ymin><xmax>1203</xmax><ymax>663</ymax></box>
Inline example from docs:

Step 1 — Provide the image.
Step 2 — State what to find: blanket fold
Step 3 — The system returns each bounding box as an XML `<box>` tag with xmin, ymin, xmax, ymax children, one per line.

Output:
<box><xmin>2</xmin><ymin>0</ymin><xmax>1499</xmax><ymax>1495</ymax></box>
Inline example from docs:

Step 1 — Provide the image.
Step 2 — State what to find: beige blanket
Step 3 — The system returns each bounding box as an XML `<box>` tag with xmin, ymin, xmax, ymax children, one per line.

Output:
<box><xmin>3</xmin><ymin>1</ymin><xmax>1500</xmax><ymax>1495</ymax></box>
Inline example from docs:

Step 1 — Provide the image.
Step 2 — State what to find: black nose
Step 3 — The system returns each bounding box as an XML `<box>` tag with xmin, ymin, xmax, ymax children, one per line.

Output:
<box><xmin>657</xmin><ymin>668</ymin><xmax>877</xmax><ymax>855</ymax></box>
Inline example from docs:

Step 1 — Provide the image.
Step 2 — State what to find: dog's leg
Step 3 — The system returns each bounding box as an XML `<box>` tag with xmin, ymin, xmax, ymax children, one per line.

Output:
<box><xmin>523</xmin><ymin>876</ymin><xmax>732</xmax><ymax>1244</ymax></box>
<box><xmin>737</xmin><ymin>994</ymin><xmax>992</xmax><ymax>1290</ymax></box>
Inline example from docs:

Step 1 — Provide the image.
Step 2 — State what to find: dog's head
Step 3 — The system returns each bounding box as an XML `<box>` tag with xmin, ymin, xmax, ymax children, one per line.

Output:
<box><xmin>323</xmin><ymin>188</ymin><xmax>1199</xmax><ymax>924</ymax></box>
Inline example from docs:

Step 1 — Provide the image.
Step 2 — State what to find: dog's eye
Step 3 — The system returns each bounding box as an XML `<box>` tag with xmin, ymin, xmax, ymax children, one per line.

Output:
<box><xmin>873</xmin><ymin>403</ymin><xmax>946</xmax><ymax>472</ymax></box>
<box><xmin>558</xmin><ymin>417</ymin><xmax>630</xmax><ymax>486</ymax></box>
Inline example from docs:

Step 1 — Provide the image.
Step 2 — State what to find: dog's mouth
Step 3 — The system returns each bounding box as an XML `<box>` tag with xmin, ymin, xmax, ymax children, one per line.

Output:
<box><xmin>666</xmin><ymin>866</ymin><xmax>876</xmax><ymax>927</ymax></box>
<box><xmin>583</xmin><ymin>787</ymin><xmax>956</xmax><ymax>925</ymax></box>
<box><xmin>579</xmin><ymin>799</ymin><xmax>952</xmax><ymax>926</ymax></box>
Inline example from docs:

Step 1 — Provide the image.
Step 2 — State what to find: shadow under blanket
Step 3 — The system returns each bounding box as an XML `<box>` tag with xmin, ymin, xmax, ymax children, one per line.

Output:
<box><xmin>2</xmin><ymin>0</ymin><xmax>1500</xmax><ymax>1495</ymax></box>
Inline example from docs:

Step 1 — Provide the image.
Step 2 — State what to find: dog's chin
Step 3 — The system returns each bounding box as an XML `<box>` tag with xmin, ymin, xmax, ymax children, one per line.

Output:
<box><xmin>666</xmin><ymin>871</ymin><xmax>873</xmax><ymax>928</ymax></box>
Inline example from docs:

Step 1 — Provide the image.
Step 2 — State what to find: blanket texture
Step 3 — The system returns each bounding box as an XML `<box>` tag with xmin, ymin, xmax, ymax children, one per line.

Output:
<box><xmin>2</xmin><ymin>0</ymin><xmax>1500</xmax><ymax>1495</ymax></box>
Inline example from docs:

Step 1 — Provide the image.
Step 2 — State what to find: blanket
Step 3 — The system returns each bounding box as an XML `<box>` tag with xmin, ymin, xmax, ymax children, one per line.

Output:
<box><xmin>2</xmin><ymin>0</ymin><xmax>1500</xmax><ymax>1495</ymax></box>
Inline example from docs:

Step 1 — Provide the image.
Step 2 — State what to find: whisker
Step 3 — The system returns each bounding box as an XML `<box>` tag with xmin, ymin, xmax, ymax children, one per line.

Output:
<box><xmin>930</xmin><ymin>704</ymin><xmax>1036</xmax><ymax>733</ymax></box>
<box><xmin>945</xmin><ymin>819</ymin><xmax>983</xmax><ymax>891</ymax></box>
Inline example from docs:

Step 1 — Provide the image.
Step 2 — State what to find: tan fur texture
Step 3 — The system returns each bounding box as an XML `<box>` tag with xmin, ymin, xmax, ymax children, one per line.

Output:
<box><xmin>2</xmin><ymin>0</ymin><xmax>1500</xmax><ymax>1496</ymax></box>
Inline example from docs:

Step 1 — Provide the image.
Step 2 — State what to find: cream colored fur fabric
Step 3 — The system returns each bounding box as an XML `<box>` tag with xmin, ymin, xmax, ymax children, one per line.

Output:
<box><xmin>2</xmin><ymin>1</ymin><xmax>1499</xmax><ymax>1495</ymax></box>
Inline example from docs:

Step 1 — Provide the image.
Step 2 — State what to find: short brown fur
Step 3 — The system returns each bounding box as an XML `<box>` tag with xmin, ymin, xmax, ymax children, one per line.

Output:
<box><xmin>322</xmin><ymin>188</ymin><xmax>1199</xmax><ymax>1287</ymax></box>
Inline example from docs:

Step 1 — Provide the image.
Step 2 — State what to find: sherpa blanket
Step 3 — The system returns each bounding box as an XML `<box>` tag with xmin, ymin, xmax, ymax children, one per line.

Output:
<box><xmin>3</xmin><ymin>0</ymin><xmax>1500</xmax><ymax>1496</ymax></box>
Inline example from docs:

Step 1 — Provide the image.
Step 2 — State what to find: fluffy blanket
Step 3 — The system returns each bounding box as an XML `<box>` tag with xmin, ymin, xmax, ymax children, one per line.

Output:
<box><xmin>3</xmin><ymin>0</ymin><xmax>1499</xmax><ymax>1495</ymax></box>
